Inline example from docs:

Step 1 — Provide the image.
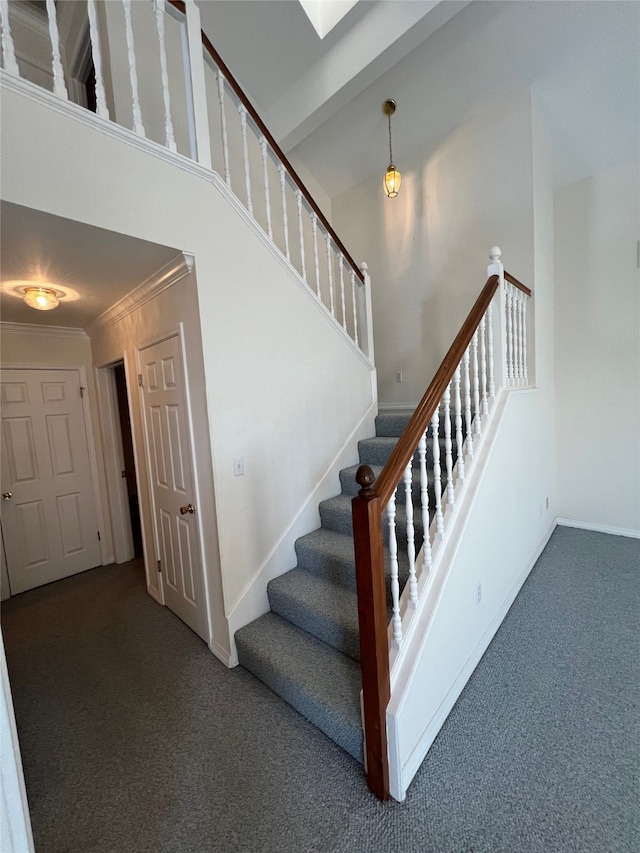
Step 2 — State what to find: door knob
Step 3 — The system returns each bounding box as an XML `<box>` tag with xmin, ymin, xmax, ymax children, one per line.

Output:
<box><xmin>180</xmin><ymin>503</ymin><xmax>195</xmax><ymax>515</ymax></box>
<box><xmin>2</xmin><ymin>492</ymin><xmax>12</xmax><ymax>501</ymax></box>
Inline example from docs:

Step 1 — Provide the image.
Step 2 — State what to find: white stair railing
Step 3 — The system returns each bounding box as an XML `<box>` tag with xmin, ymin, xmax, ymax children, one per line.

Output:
<box><xmin>0</xmin><ymin>0</ymin><xmax>370</xmax><ymax>356</ymax></box>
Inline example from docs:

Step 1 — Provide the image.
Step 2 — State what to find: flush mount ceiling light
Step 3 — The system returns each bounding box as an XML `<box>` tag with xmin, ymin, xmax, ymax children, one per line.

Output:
<box><xmin>23</xmin><ymin>286</ymin><xmax>60</xmax><ymax>311</ymax></box>
<box><xmin>383</xmin><ymin>99</ymin><xmax>401</xmax><ymax>198</ymax></box>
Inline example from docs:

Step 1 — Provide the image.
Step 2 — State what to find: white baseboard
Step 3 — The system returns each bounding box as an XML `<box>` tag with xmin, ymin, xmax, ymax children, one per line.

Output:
<box><xmin>377</xmin><ymin>402</ymin><xmax>418</xmax><ymax>412</ymax></box>
<box><xmin>556</xmin><ymin>517</ymin><xmax>640</xmax><ymax>539</ymax></box>
<box><xmin>209</xmin><ymin>637</ymin><xmax>236</xmax><ymax>668</ymax></box>
<box><xmin>392</xmin><ymin>518</ymin><xmax>557</xmax><ymax>801</ymax></box>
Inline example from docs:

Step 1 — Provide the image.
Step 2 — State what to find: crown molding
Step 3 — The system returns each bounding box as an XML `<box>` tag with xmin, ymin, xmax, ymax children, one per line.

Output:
<box><xmin>0</xmin><ymin>321</ymin><xmax>89</xmax><ymax>340</ymax></box>
<box><xmin>87</xmin><ymin>252</ymin><xmax>194</xmax><ymax>335</ymax></box>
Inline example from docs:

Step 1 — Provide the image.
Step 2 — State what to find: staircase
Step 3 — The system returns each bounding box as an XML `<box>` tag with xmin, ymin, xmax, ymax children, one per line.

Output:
<box><xmin>235</xmin><ymin>409</ymin><xmax>453</xmax><ymax>762</ymax></box>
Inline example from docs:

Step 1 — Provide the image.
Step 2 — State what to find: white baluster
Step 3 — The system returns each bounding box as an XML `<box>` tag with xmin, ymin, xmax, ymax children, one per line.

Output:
<box><xmin>325</xmin><ymin>235</ymin><xmax>335</xmax><ymax>317</ymax></box>
<box><xmin>418</xmin><ymin>432</ymin><xmax>433</xmax><ymax>573</ymax></box>
<box><xmin>350</xmin><ymin>269</ymin><xmax>359</xmax><ymax>347</ymax></box>
<box><xmin>443</xmin><ymin>383</ymin><xmax>455</xmax><ymax>509</ymax></box>
<box><xmin>506</xmin><ymin>286</ymin><xmax>514</xmax><ymax>385</ymax></box>
<box><xmin>338</xmin><ymin>255</ymin><xmax>347</xmax><ymax>330</ymax></box>
<box><xmin>153</xmin><ymin>0</ymin><xmax>176</xmax><ymax>151</ymax></box>
<box><xmin>512</xmin><ymin>287</ymin><xmax>520</xmax><ymax>385</ymax></box>
<box><xmin>517</xmin><ymin>292</ymin><xmax>525</xmax><ymax>385</ymax></box>
<box><xmin>487</xmin><ymin>305</ymin><xmax>496</xmax><ymax>400</ymax></box>
<box><xmin>238</xmin><ymin>105</ymin><xmax>253</xmax><ymax>215</ymax></box>
<box><xmin>453</xmin><ymin>364</ymin><xmax>465</xmax><ymax>484</ymax></box>
<box><xmin>216</xmin><ymin>72</ymin><xmax>231</xmax><ymax>186</ymax></box>
<box><xmin>386</xmin><ymin>489</ymin><xmax>403</xmax><ymax>645</ymax></box>
<box><xmin>311</xmin><ymin>214</ymin><xmax>321</xmax><ymax>297</ymax></box>
<box><xmin>471</xmin><ymin>330</ymin><xmax>481</xmax><ymax>438</ymax></box>
<box><xmin>296</xmin><ymin>189</ymin><xmax>306</xmax><ymax>281</ymax></box>
<box><xmin>260</xmin><ymin>136</ymin><xmax>273</xmax><ymax>239</ymax></box>
<box><xmin>403</xmin><ymin>462</ymin><xmax>418</xmax><ymax>605</ymax></box>
<box><xmin>431</xmin><ymin>408</ymin><xmax>444</xmax><ymax>538</ymax></box>
<box><xmin>122</xmin><ymin>0</ymin><xmax>144</xmax><ymax>136</ymax></box>
<box><xmin>0</xmin><ymin>0</ymin><xmax>19</xmax><ymax>76</ymax></box>
<box><xmin>86</xmin><ymin>0</ymin><xmax>108</xmax><ymax>119</ymax></box>
<box><xmin>522</xmin><ymin>294</ymin><xmax>529</xmax><ymax>384</ymax></box>
<box><xmin>479</xmin><ymin>315</ymin><xmax>488</xmax><ymax>417</ymax></box>
<box><xmin>46</xmin><ymin>0</ymin><xmax>67</xmax><ymax>99</ymax></box>
<box><xmin>463</xmin><ymin>346</ymin><xmax>474</xmax><ymax>465</ymax></box>
<box><xmin>278</xmin><ymin>165</ymin><xmax>290</xmax><ymax>261</ymax></box>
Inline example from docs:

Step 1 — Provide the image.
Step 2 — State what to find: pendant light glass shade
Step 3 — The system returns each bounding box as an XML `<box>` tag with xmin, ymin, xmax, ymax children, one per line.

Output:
<box><xmin>23</xmin><ymin>287</ymin><xmax>60</xmax><ymax>311</ymax></box>
<box><xmin>384</xmin><ymin>164</ymin><xmax>401</xmax><ymax>198</ymax></box>
<box><xmin>382</xmin><ymin>99</ymin><xmax>400</xmax><ymax>198</ymax></box>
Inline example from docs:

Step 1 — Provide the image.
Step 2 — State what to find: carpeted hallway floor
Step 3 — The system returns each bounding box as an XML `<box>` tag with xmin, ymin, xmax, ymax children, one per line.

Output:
<box><xmin>2</xmin><ymin>525</ymin><xmax>638</xmax><ymax>853</ymax></box>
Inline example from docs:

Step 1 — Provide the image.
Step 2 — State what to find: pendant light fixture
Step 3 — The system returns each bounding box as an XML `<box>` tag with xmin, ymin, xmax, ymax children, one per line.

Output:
<box><xmin>23</xmin><ymin>286</ymin><xmax>60</xmax><ymax>311</ymax></box>
<box><xmin>383</xmin><ymin>99</ymin><xmax>401</xmax><ymax>198</ymax></box>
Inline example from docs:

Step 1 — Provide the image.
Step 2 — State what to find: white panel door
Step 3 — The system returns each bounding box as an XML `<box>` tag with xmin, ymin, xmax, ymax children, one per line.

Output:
<box><xmin>138</xmin><ymin>334</ymin><xmax>208</xmax><ymax>642</ymax></box>
<box><xmin>0</xmin><ymin>369</ymin><xmax>101</xmax><ymax>594</ymax></box>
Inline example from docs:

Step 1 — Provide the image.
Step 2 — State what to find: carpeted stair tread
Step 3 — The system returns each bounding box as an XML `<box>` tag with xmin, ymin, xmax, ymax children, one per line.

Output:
<box><xmin>319</xmin><ymin>493</ymin><xmax>425</xmax><ymax>539</ymax></box>
<box><xmin>235</xmin><ymin>612</ymin><xmax>363</xmax><ymax>762</ymax></box>
<box><xmin>295</xmin><ymin>528</ymin><xmax>356</xmax><ymax>589</ymax></box>
<box><xmin>358</xmin><ymin>435</ymin><xmax>448</xmax><ymax>466</ymax></box>
<box><xmin>374</xmin><ymin>410</ymin><xmax>415</xmax><ymax>437</ymax></box>
<box><xmin>268</xmin><ymin>568</ymin><xmax>360</xmax><ymax>660</ymax></box>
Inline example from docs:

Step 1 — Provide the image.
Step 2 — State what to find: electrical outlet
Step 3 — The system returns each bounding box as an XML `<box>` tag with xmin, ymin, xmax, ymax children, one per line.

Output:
<box><xmin>476</xmin><ymin>583</ymin><xmax>482</xmax><ymax>605</ymax></box>
<box><xmin>233</xmin><ymin>456</ymin><xmax>244</xmax><ymax>477</ymax></box>
<box><xmin>395</xmin><ymin>371</ymin><xmax>403</xmax><ymax>383</ymax></box>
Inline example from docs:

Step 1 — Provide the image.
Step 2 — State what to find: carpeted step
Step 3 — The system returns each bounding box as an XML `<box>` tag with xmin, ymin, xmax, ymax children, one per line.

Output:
<box><xmin>374</xmin><ymin>410</ymin><xmax>415</xmax><ymax>437</ymax></box>
<box><xmin>268</xmin><ymin>568</ymin><xmax>360</xmax><ymax>660</ymax></box>
<box><xmin>236</xmin><ymin>612</ymin><xmax>363</xmax><ymax>763</ymax></box>
<box><xmin>319</xmin><ymin>493</ymin><xmax>425</xmax><ymax>542</ymax></box>
<box><xmin>358</xmin><ymin>435</ymin><xmax>449</xmax><ymax>467</ymax></box>
<box><xmin>339</xmin><ymin>463</ymin><xmax>439</xmax><ymax>504</ymax></box>
<box><xmin>295</xmin><ymin>528</ymin><xmax>356</xmax><ymax>590</ymax></box>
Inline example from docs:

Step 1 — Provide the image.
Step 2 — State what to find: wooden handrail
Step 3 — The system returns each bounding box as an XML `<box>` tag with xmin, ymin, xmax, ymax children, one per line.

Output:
<box><xmin>372</xmin><ymin>275</ymin><xmax>500</xmax><ymax>507</ymax></box>
<box><xmin>353</xmin><ymin>269</ymin><xmax>531</xmax><ymax>800</ymax></box>
<box><xmin>505</xmin><ymin>271</ymin><xmax>532</xmax><ymax>297</ymax></box>
<box><xmin>168</xmin><ymin>0</ymin><xmax>364</xmax><ymax>282</ymax></box>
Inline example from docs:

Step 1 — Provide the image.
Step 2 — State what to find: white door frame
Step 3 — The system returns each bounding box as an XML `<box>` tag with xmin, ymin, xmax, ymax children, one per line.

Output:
<box><xmin>94</xmin><ymin>353</ymin><xmax>161</xmax><ymax>603</ymax></box>
<box><xmin>0</xmin><ymin>364</ymin><xmax>110</xmax><ymax>581</ymax></box>
<box><xmin>94</xmin><ymin>363</ymin><xmax>134</xmax><ymax>565</ymax></box>
<box><xmin>135</xmin><ymin>323</ymin><xmax>213</xmax><ymax>641</ymax></box>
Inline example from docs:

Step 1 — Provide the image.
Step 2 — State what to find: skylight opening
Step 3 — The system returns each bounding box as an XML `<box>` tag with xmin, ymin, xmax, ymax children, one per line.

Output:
<box><xmin>298</xmin><ymin>0</ymin><xmax>360</xmax><ymax>39</ymax></box>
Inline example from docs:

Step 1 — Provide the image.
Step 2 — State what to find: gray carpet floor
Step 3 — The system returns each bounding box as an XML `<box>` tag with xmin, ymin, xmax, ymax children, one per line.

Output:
<box><xmin>1</xmin><ymin>525</ymin><xmax>638</xmax><ymax>853</ymax></box>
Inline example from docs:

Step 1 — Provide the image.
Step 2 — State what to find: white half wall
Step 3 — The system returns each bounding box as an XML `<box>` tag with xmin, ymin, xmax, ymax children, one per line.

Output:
<box><xmin>554</xmin><ymin>161</ymin><xmax>640</xmax><ymax>535</ymax></box>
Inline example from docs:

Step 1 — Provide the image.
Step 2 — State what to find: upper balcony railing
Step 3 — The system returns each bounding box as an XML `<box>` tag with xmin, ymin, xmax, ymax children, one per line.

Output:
<box><xmin>0</xmin><ymin>0</ymin><xmax>372</xmax><ymax>358</ymax></box>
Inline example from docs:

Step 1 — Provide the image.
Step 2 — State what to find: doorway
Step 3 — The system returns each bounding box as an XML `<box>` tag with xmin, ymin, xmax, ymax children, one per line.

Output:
<box><xmin>113</xmin><ymin>364</ymin><xmax>142</xmax><ymax>558</ymax></box>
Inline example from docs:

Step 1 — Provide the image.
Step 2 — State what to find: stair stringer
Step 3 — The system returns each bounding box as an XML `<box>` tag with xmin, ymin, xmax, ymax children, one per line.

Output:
<box><xmin>226</xmin><ymin>400</ymin><xmax>377</xmax><ymax>666</ymax></box>
<box><xmin>386</xmin><ymin>387</ymin><xmax>556</xmax><ymax>801</ymax></box>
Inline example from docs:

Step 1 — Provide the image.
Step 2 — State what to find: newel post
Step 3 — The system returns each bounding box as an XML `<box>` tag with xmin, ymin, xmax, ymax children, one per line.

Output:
<box><xmin>488</xmin><ymin>246</ymin><xmax>507</xmax><ymax>390</ymax></box>
<box><xmin>184</xmin><ymin>0</ymin><xmax>212</xmax><ymax>169</ymax></box>
<box><xmin>351</xmin><ymin>465</ymin><xmax>390</xmax><ymax>800</ymax></box>
<box><xmin>358</xmin><ymin>262</ymin><xmax>376</xmax><ymax>365</ymax></box>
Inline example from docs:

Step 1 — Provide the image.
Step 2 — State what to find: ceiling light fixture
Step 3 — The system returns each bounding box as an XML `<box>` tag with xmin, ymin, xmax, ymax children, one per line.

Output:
<box><xmin>383</xmin><ymin>99</ymin><xmax>401</xmax><ymax>198</ymax></box>
<box><xmin>23</xmin><ymin>286</ymin><xmax>60</xmax><ymax>311</ymax></box>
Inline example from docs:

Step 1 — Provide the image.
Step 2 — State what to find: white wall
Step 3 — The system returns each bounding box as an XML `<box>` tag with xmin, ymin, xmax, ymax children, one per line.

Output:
<box><xmin>331</xmin><ymin>91</ymin><xmax>535</xmax><ymax>404</ymax></box>
<box><xmin>0</xmin><ymin>324</ymin><xmax>114</xmax><ymax>568</ymax></box>
<box><xmin>1</xmin><ymin>84</ymin><xmax>375</xmax><ymax>660</ymax></box>
<box><xmin>387</xmin><ymin>94</ymin><xmax>558</xmax><ymax>800</ymax></box>
<box><xmin>555</xmin><ymin>161</ymin><xmax>640</xmax><ymax>535</ymax></box>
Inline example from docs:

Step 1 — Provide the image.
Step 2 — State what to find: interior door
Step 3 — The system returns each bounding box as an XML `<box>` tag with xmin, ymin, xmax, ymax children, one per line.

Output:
<box><xmin>0</xmin><ymin>369</ymin><xmax>102</xmax><ymax>594</ymax></box>
<box><xmin>138</xmin><ymin>333</ymin><xmax>208</xmax><ymax>642</ymax></box>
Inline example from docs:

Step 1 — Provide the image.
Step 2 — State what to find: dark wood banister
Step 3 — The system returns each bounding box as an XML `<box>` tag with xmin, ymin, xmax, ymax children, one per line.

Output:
<box><xmin>372</xmin><ymin>274</ymin><xmax>500</xmax><ymax>508</ymax></box>
<box><xmin>353</xmin><ymin>269</ymin><xmax>532</xmax><ymax>800</ymax></box>
<box><xmin>168</xmin><ymin>0</ymin><xmax>364</xmax><ymax>282</ymax></box>
<box><xmin>505</xmin><ymin>271</ymin><xmax>532</xmax><ymax>297</ymax></box>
